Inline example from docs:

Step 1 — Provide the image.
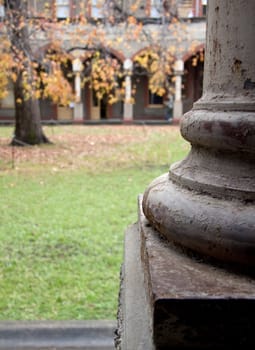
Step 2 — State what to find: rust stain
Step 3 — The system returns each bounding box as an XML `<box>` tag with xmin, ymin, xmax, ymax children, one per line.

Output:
<box><xmin>231</xmin><ymin>58</ymin><xmax>242</xmax><ymax>73</ymax></box>
<box><xmin>219</xmin><ymin>121</ymin><xmax>250</xmax><ymax>144</ymax></box>
<box><xmin>203</xmin><ymin>121</ymin><xmax>213</xmax><ymax>133</ymax></box>
<box><xmin>244</xmin><ymin>78</ymin><xmax>255</xmax><ymax>90</ymax></box>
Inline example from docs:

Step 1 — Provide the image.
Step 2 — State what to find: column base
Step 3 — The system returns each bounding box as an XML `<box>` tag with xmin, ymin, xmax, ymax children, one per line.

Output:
<box><xmin>73</xmin><ymin>103</ymin><xmax>84</xmax><ymax>122</ymax></box>
<box><xmin>142</xmin><ymin>106</ymin><xmax>255</xmax><ymax>267</ymax></box>
<box><xmin>123</xmin><ymin>103</ymin><xmax>133</xmax><ymax>122</ymax></box>
<box><xmin>173</xmin><ymin>100</ymin><xmax>183</xmax><ymax>120</ymax></box>
<box><xmin>116</xmin><ymin>196</ymin><xmax>255</xmax><ymax>349</ymax></box>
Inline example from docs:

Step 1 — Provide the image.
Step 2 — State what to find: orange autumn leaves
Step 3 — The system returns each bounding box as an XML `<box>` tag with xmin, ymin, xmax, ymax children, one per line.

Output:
<box><xmin>0</xmin><ymin>0</ymin><xmax>198</xmax><ymax>107</ymax></box>
<box><xmin>0</xmin><ymin>52</ymin><xmax>14</xmax><ymax>100</ymax></box>
<box><xmin>41</xmin><ymin>64</ymin><xmax>74</xmax><ymax>105</ymax></box>
<box><xmin>134</xmin><ymin>48</ymin><xmax>175</xmax><ymax>97</ymax></box>
<box><xmin>0</xmin><ymin>50</ymin><xmax>74</xmax><ymax>106</ymax></box>
<box><xmin>0</xmin><ymin>46</ymin><xmax>174</xmax><ymax>107</ymax></box>
<box><xmin>85</xmin><ymin>53</ymin><xmax>125</xmax><ymax>104</ymax></box>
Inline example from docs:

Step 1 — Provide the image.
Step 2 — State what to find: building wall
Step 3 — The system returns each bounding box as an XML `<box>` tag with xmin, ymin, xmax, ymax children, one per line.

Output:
<box><xmin>0</xmin><ymin>0</ymin><xmax>206</xmax><ymax>122</ymax></box>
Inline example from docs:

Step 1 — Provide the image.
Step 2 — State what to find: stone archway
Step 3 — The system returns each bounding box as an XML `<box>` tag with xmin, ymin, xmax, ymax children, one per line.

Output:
<box><xmin>69</xmin><ymin>47</ymin><xmax>124</xmax><ymax>121</ymax></box>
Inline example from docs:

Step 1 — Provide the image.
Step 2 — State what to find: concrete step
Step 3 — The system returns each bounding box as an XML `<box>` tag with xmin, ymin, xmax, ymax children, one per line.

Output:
<box><xmin>0</xmin><ymin>320</ymin><xmax>116</xmax><ymax>350</ymax></box>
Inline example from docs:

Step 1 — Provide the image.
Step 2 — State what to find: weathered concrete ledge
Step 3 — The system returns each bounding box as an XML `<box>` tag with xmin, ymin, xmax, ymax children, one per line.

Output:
<box><xmin>140</xmin><ymin>195</ymin><xmax>255</xmax><ymax>348</ymax></box>
<box><xmin>118</xmin><ymin>196</ymin><xmax>255</xmax><ymax>349</ymax></box>
<box><xmin>0</xmin><ymin>320</ymin><xmax>116</xmax><ymax>350</ymax></box>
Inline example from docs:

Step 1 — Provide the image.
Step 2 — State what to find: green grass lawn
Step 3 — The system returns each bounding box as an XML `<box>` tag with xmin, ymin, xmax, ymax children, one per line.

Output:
<box><xmin>0</xmin><ymin>125</ymin><xmax>189</xmax><ymax>320</ymax></box>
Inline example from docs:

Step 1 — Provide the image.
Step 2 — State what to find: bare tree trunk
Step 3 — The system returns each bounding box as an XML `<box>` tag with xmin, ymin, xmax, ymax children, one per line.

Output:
<box><xmin>11</xmin><ymin>74</ymin><xmax>50</xmax><ymax>146</ymax></box>
<box><xmin>5</xmin><ymin>0</ymin><xmax>51</xmax><ymax>146</ymax></box>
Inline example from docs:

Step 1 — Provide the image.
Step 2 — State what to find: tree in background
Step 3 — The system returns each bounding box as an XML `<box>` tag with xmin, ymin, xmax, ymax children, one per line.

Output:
<box><xmin>3</xmin><ymin>0</ymin><xmax>48</xmax><ymax>145</ymax></box>
<box><xmin>0</xmin><ymin>0</ymin><xmax>202</xmax><ymax>145</ymax></box>
<box><xmin>1</xmin><ymin>0</ymin><xmax>74</xmax><ymax>145</ymax></box>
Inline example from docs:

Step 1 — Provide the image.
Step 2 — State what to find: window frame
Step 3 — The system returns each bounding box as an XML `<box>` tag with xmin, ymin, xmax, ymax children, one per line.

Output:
<box><xmin>0</xmin><ymin>4</ymin><xmax>5</xmax><ymax>18</ymax></box>
<box><xmin>90</xmin><ymin>0</ymin><xmax>105</xmax><ymax>19</ymax></box>
<box><xmin>149</xmin><ymin>0</ymin><xmax>162</xmax><ymax>18</ymax></box>
<box><xmin>55</xmin><ymin>0</ymin><xmax>71</xmax><ymax>19</ymax></box>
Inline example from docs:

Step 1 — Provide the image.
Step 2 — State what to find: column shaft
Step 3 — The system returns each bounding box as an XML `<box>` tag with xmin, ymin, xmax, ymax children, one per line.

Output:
<box><xmin>173</xmin><ymin>60</ymin><xmax>184</xmax><ymax>119</ymax></box>
<box><xmin>75</xmin><ymin>72</ymin><xmax>81</xmax><ymax>103</ymax></box>
<box><xmin>123</xmin><ymin>75</ymin><xmax>133</xmax><ymax>122</ymax></box>
<box><xmin>72</xmin><ymin>59</ymin><xmax>84</xmax><ymax>122</ymax></box>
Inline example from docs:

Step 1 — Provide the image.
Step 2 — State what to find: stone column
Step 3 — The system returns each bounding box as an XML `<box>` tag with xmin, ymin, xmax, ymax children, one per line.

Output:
<box><xmin>143</xmin><ymin>0</ymin><xmax>255</xmax><ymax>267</ymax></box>
<box><xmin>74</xmin><ymin>72</ymin><xmax>81</xmax><ymax>103</ymax></box>
<box><xmin>72</xmin><ymin>58</ymin><xmax>84</xmax><ymax>122</ymax></box>
<box><xmin>123</xmin><ymin>59</ymin><xmax>133</xmax><ymax>122</ymax></box>
<box><xmin>173</xmin><ymin>59</ymin><xmax>184</xmax><ymax>120</ymax></box>
<box><xmin>116</xmin><ymin>1</ymin><xmax>255</xmax><ymax>349</ymax></box>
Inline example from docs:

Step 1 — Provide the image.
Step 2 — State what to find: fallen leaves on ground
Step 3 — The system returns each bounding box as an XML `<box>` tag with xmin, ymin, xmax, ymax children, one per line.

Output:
<box><xmin>0</xmin><ymin>125</ymin><xmax>179</xmax><ymax>173</ymax></box>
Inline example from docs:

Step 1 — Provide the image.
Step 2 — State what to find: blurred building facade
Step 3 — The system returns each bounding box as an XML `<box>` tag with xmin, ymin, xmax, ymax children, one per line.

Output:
<box><xmin>0</xmin><ymin>0</ymin><xmax>206</xmax><ymax>123</ymax></box>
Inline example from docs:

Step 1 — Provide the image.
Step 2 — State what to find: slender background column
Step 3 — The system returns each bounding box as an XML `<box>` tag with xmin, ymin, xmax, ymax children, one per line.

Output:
<box><xmin>173</xmin><ymin>59</ymin><xmax>184</xmax><ymax>120</ymax></box>
<box><xmin>72</xmin><ymin>58</ymin><xmax>84</xmax><ymax>122</ymax></box>
<box><xmin>123</xmin><ymin>58</ymin><xmax>133</xmax><ymax>122</ymax></box>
